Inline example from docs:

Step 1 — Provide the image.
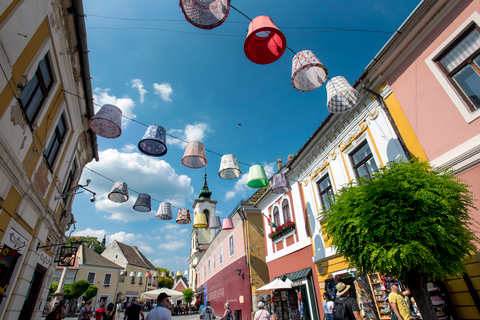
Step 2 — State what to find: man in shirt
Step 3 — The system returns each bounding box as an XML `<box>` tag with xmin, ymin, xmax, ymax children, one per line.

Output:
<box><xmin>200</xmin><ymin>301</ymin><xmax>216</xmax><ymax>320</ymax></box>
<box><xmin>124</xmin><ymin>298</ymin><xmax>145</xmax><ymax>320</ymax></box>
<box><xmin>146</xmin><ymin>292</ymin><xmax>172</xmax><ymax>320</ymax></box>
<box><xmin>333</xmin><ymin>282</ymin><xmax>362</xmax><ymax>320</ymax></box>
<box><xmin>388</xmin><ymin>283</ymin><xmax>412</xmax><ymax>320</ymax></box>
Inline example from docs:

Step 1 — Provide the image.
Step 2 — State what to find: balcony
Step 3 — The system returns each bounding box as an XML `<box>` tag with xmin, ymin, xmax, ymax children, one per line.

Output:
<box><xmin>268</xmin><ymin>221</ymin><xmax>296</xmax><ymax>243</ymax></box>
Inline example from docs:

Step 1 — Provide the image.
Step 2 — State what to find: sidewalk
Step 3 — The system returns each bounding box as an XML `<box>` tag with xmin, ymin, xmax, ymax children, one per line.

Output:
<box><xmin>45</xmin><ymin>311</ymin><xmax>200</xmax><ymax>320</ymax></box>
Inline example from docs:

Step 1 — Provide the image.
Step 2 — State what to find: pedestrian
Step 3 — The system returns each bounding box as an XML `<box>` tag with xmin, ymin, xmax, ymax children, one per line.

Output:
<box><xmin>123</xmin><ymin>300</ymin><xmax>127</xmax><ymax>312</ymax></box>
<box><xmin>95</xmin><ymin>301</ymin><xmax>106</xmax><ymax>320</ymax></box>
<box><xmin>200</xmin><ymin>301</ymin><xmax>216</xmax><ymax>320</ymax></box>
<box><xmin>254</xmin><ymin>301</ymin><xmax>270</xmax><ymax>320</ymax></box>
<box><xmin>78</xmin><ymin>300</ymin><xmax>94</xmax><ymax>320</ymax></box>
<box><xmin>332</xmin><ymin>282</ymin><xmax>362</xmax><ymax>320</ymax></box>
<box><xmin>103</xmin><ymin>303</ymin><xmax>116</xmax><ymax>320</ymax></box>
<box><xmin>388</xmin><ymin>282</ymin><xmax>412</xmax><ymax>320</ymax></box>
<box><xmin>220</xmin><ymin>302</ymin><xmax>232</xmax><ymax>320</ymax></box>
<box><xmin>323</xmin><ymin>292</ymin><xmax>334</xmax><ymax>320</ymax></box>
<box><xmin>46</xmin><ymin>300</ymin><xmax>66</xmax><ymax>320</ymax></box>
<box><xmin>124</xmin><ymin>298</ymin><xmax>145</xmax><ymax>320</ymax></box>
<box><xmin>146</xmin><ymin>292</ymin><xmax>172</xmax><ymax>320</ymax></box>
<box><xmin>116</xmin><ymin>301</ymin><xmax>122</xmax><ymax>318</ymax></box>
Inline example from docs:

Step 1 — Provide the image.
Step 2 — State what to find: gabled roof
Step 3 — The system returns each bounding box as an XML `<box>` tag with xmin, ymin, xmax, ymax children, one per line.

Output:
<box><xmin>82</xmin><ymin>244</ymin><xmax>122</xmax><ymax>269</ymax></box>
<box><xmin>116</xmin><ymin>241</ymin><xmax>155</xmax><ymax>269</ymax></box>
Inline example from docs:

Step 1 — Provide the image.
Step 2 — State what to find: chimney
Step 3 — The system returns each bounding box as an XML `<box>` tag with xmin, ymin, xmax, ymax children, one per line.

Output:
<box><xmin>287</xmin><ymin>154</ymin><xmax>294</xmax><ymax>163</ymax></box>
<box><xmin>277</xmin><ymin>157</ymin><xmax>283</xmax><ymax>170</ymax></box>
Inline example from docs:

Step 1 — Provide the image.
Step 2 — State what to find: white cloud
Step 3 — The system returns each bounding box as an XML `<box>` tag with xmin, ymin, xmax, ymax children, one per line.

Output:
<box><xmin>224</xmin><ymin>162</ymin><xmax>276</xmax><ymax>201</ymax></box>
<box><xmin>153</xmin><ymin>82</ymin><xmax>173</xmax><ymax>102</ymax></box>
<box><xmin>158</xmin><ymin>240</ymin><xmax>188</xmax><ymax>251</ymax></box>
<box><xmin>79</xmin><ymin>148</ymin><xmax>194</xmax><ymax>222</ymax></box>
<box><xmin>73</xmin><ymin>229</ymin><xmax>154</xmax><ymax>255</ymax></box>
<box><xmin>73</xmin><ymin>228</ymin><xmax>106</xmax><ymax>241</ymax></box>
<box><xmin>93</xmin><ymin>88</ymin><xmax>136</xmax><ymax>128</ymax></box>
<box><xmin>168</xmin><ymin>123</ymin><xmax>212</xmax><ymax>148</ymax></box>
<box><xmin>131</xmin><ymin>79</ymin><xmax>147</xmax><ymax>103</ymax></box>
<box><xmin>121</xmin><ymin>144</ymin><xmax>136</xmax><ymax>152</ymax></box>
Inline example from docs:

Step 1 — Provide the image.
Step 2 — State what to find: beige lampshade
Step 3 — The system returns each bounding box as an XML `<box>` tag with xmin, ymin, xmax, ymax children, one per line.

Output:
<box><xmin>182</xmin><ymin>141</ymin><xmax>207</xmax><ymax>169</ymax></box>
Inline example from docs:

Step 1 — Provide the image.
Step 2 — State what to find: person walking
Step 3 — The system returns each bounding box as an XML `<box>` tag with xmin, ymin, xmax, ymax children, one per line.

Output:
<box><xmin>78</xmin><ymin>300</ymin><xmax>93</xmax><ymax>320</ymax></box>
<box><xmin>388</xmin><ymin>283</ymin><xmax>412</xmax><ymax>320</ymax></box>
<box><xmin>332</xmin><ymin>282</ymin><xmax>362</xmax><ymax>320</ymax></box>
<box><xmin>254</xmin><ymin>301</ymin><xmax>270</xmax><ymax>320</ymax></box>
<box><xmin>220</xmin><ymin>302</ymin><xmax>232</xmax><ymax>320</ymax></box>
<box><xmin>95</xmin><ymin>302</ymin><xmax>106</xmax><ymax>320</ymax></box>
<box><xmin>146</xmin><ymin>292</ymin><xmax>172</xmax><ymax>320</ymax></box>
<box><xmin>116</xmin><ymin>301</ymin><xmax>122</xmax><ymax>318</ymax></box>
<box><xmin>46</xmin><ymin>300</ymin><xmax>66</xmax><ymax>320</ymax></box>
<box><xmin>200</xmin><ymin>301</ymin><xmax>216</xmax><ymax>320</ymax></box>
<box><xmin>323</xmin><ymin>292</ymin><xmax>334</xmax><ymax>320</ymax></box>
<box><xmin>124</xmin><ymin>298</ymin><xmax>145</xmax><ymax>320</ymax></box>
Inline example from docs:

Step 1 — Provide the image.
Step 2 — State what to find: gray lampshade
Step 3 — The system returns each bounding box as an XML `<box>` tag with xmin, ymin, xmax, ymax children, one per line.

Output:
<box><xmin>108</xmin><ymin>181</ymin><xmax>129</xmax><ymax>203</ymax></box>
<box><xmin>133</xmin><ymin>193</ymin><xmax>151</xmax><ymax>212</ymax></box>
<box><xmin>208</xmin><ymin>216</ymin><xmax>221</xmax><ymax>229</ymax></box>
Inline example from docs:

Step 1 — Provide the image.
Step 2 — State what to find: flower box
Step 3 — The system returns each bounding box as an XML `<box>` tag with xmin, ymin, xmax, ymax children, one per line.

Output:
<box><xmin>269</xmin><ymin>221</ymin><xmax>296</xmax><ymax>242</ymax></box>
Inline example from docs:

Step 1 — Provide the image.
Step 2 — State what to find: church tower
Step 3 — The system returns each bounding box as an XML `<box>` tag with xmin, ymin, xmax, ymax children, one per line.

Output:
<box><xmin>193</xmin><ymin>174</ymin><xmax>217</xmax><ymax>245</ymax></box>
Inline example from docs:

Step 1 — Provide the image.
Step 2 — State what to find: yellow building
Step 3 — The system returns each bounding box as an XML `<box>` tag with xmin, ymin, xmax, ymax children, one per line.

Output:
<box><xmin>0</xmin><ymin>0</ymin><xmax>97</xmax><ymax>319</ymax></box>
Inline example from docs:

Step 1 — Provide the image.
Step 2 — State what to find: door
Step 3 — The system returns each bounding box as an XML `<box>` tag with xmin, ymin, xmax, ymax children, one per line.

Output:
<box><xmin>18</xmin><ymin>264</ymin><xmax>46</xmax><ymax>320</ymax></box>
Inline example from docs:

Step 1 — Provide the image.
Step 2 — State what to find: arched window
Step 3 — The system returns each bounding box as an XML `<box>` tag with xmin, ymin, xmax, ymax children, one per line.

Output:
<box><xmin>282</xmin><ymin>199</ymin><xmax>291</xmax><ymax>222</ymax></box>
<box><xmin>203</xmin><ymin>209</ymin><xmax>210</xmax><ymax>225</ymax></box>
<box><xmin>273</xmin><ymin>207</ymin><xmax>280</xmax><ymax>227</ymax></box>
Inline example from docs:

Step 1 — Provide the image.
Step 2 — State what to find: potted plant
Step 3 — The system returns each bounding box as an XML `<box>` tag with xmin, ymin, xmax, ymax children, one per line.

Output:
<box><xmin>268</xmin><ymin>221</ymin><xmax>296</xmax><ymax>241</ymax></box>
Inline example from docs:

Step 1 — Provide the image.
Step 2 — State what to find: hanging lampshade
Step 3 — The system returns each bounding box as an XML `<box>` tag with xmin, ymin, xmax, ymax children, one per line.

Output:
<box><xmin>156</xmin><ymin>202</ymin><xmax>173</xmax><ymax>220</ymax></box>
<box><xmin>161</xmin><ymin>272</ymin><xmax>166</xmax><ymax>277</ymax></box>
<box><xmin>176</xmin><ymin>208</ymin><xmax>191</xmax><ymax>224</ymax></box>
<box><xmin>222</xmin><ymin>217</ymin><xmax>234</xmax><ymax>230</ymax></box>
<box><xmin>108</xmin><ymin>181</ymin><xmax>129</xmax><ymax>203</ymax></box>
<box><xmin>120</xmin><ymin>270</ymin><xmax>127</xmax><ymax>276</ymax></box>
<box><xmin>184</xmin><ymin>270</ymin><xmax>188</xmax><ymax>275</ymax></box>
<box><xmin>193</xmin><ymin>211</ymin><xmax>208</xmax><ymax>228</ymax></box>
<box><xmin>326</xmin><ymin>76</ymin><xmax>360</xmax><ymax>113</ymax></box>
<box><xmin>133</xmin><ymin>193</ymin><xmax>151</xmax><ymax>212</ymax></box>
<box><xmin>169</xmin><ymin>271</ymin><xmax>174</xmax><ymax>277</ymax></box>
<box><xmin>291</xmin><ymin>50</ymin><xmax>328</xmax><ymax>92</ymax></box>
<box><xmin>137</xmin><ymin>271</ymin><xmax>144</xmax><ymax>278</ymax></box>
<box><xmin>272</xmin><ymin>173</ymin><xmax>292</xmax><ymax>194</ymax></box>
<box><xmin>218</xmin><ymin>154</ymin><xmax>242</xmax><ymax>180</ymax></box>
<box><xmin>179</xmin><ymin>0</ymin><xmax>231</xmax><ymax>30</ymax></box>
<box><xmin>176</xmin><ymin>270</ymin><xmax>182</xmax><ymax>277</ymax></box>
<box><xmin>247</xmin><ymin>165</ymin><xmax>269</xmax><ymax>188</ymax></box>
<box><xmin>138</xmin><ymin>125</ymin><xmax>167</xmax><ymax>157</ymax></box>
<box><xmin>129</xmin><ymin>271</ymin><xmax>136</xmax><ymax>277</ymax></box>
<box><xmin>182</xmin><ymin>141</ymin><xmax>207</xmax><ymax>168</ymax></box>
<box><xmin>145</xmin><ymin>272</ymin><xmax>151</xmax><ymax>278</ymax></box>
<box><xmin>244</xmin><ymin>15</ymin><xmax>286</xmax><ymax>65</ymax></box>
<box><xmin>208</xmin><ymin>216</ymin><xmax>221</xmax><ymax>229</ymax></box>
<box><xmin>89</xmin><ymin>104</ymin><xmax>122</xmax><ymax>138</ymax></box>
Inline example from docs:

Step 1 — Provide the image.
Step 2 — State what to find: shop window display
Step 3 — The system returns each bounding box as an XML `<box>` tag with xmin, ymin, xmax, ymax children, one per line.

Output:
<box><xmin>0</xmin><ymin>245</ymin><xmax>21</xmax><ymax>307</ymax></box>
<box><xmin>272</xmin><ymin>289</ymin><xmax>301</xmax><ymax>320</ymax></box>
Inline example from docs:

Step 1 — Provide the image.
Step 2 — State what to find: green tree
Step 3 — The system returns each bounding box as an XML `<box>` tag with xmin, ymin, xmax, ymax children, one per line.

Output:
<box><xmin>67</xmin><ymin>236</ymin><xmax>106</xmax><ymax>254</ymax></box>
<box><xmin>322</xmin><ymin>159</ymin><xmax>478</xmax><ymax>320</ymax></box>
<box><xmin>83</xmin><ymin>285</ymin><xmax>98</xmax><ymax>301</ymax></box>
<box><xmin>156</xmin><ymin>267</ymin><xmax>174</xmax><ymax>289</ymax></box>
<box><xmin>183</xmin><ymin>288</ymin><xmax>194</xmax><ymax>314</ymax></box>
<box><xmin>49</xmin><ymin>282</ymin><xmax>59</xmax><ymax>297</ymax></box>
<box><xmin>62</xmin><ymin>280</ymin><xmax>91</xmax><ymax>315</ymax></box>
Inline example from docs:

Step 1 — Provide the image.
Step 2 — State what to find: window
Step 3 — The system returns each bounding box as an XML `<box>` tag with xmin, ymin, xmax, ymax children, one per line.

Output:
<box><xmin>204</xmin><ymin>266</ymin><xmax>206</xmax><ymax>278</ymax></box>
<box><xmin>318</xmin><ymin>175</ymin><xmax>334</xmax><ymax>211</ymax></box>
<box><xmin>435</xmin><ymin>25</ymin><xmax>480</xmax><ymax>111</ymax></box>
<box><xmin>219</xmin><ymin>245</ymin><xmax>223</xmax><ymax>264</ymax></box>
<box><xmin>208</xmin><ymin>260</ymin><xmax>210</xmax><ymax>274</ymax></box>
<box><xmin>229</xmin><ymin>235</ymin><xmax>234</xmax><ymax>256</ymax></box>
<box><xmin>273</xmin><ymin>207</ymin><xmax>280</xmax><ymax>227</ymax></box>
<box><xmin>203</xmin><ymin>209</ymin><xmax>210</xmax><ymax>225</ymax></box>
<box><xmin>213</xmin><ymin>253</ymin><xmax>216</xmax><ymax>269</ymax></box>
<box><xmin>44</xmin><ymin>114</ymin><xmax>67</xmax><ymax>169</ymax></box>
<box><xmin>62</xmin><ymin>160</ymin><xmax>77</xmax><ymax>197</ymax></box>
<box><xmin>87</xmin><ymin>272</ymin><xmax>95</xmax><ymax>284</ymax></box>
<box><xmin>282</xmin><ymin>199</ymin><xmax>291</xmax><ymax>222</ymax></box>
<box><xmin>103</xmin><ymin>274</ymin><xmax>111</xmax><ymax>285</ymax></box>
<box><xmin>350</xmin><ymin>142</ymin><xmax>378</xmax><ymax>179</ymax></box>
<box><xmin>19</xmin><ymin>54</ymin><xmax>54</xmax><ymax>124</ymax></box>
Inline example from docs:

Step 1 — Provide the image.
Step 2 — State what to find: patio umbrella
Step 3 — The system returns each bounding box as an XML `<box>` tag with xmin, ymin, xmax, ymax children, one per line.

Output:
<box><xmin>141</xmin><ymin>287</ymin><xmax>183</xmax><ymax>300</ymax></box>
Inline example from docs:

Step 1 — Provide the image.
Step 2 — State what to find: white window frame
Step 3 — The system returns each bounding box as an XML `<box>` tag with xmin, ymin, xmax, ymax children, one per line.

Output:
<box><xmin>208</xmin><ymin>260</ymin><xmax>210</xmax><ymax>274</ymax></box>
<box><xmin>87</xmin><ymin>272</ymin><xmax>96</xmax><ymax>284</ymax></box>
<box><xmin>228</xmin><ymin>235</ymin><xmax>235</xmax><ymax>257</ymax></box>
<box><xmin>426</xmin><ymin>12</ymin><xmax>480</xmax><ymax>123</ymax></box>
<box><xmin>103</xmin><ymin>273</ymin><xmax>112</xmax><ymax>286</ymax></box>
<box><xmin>213</xmin><ymin>253</ymin><xmax>216</xmax><ymax>270</ymax></box>
<box><xmin>219</xmin><ymin>245</ymin><xmax>223</xmax><ymax>264</ymax></box>
<box><xmin>342</xmin><ymin>135</ymin><xmax>380</xmax><ymax>182</ymax></box>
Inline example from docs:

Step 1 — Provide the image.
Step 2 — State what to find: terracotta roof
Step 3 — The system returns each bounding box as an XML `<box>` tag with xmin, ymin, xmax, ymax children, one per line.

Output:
<box><xmin>82</xmin><ymin>244</ymin><xmax>123</xmax><ymax>269</ymax></box>
<box><xmin>116</xmin><ymin>241</ymin><xmax>155</xmax><ymax>269</ymax></box>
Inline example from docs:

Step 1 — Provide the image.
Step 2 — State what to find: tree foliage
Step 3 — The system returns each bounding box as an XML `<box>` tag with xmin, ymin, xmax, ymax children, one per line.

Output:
<box><xmin>67</xmin><ymin>236</ymin><xmax>106</xmax><ymax>254</ymax></box>
<box><xmin>156</xmin><ymin>267</ymin><xmax>174</xmax><ymax>289</ymax></box>
<box><xmin>83</xmin><ymin>285</ymin><xmax>98</xmax><ymax>301</ymax></box>
<box><xmin>322</xmin><ymin>159</ymin><xmax>478</xmax><ymax>320</ymax></box>
<box><xmin>183</xmin><ymin>288</ymin><xmax>194</xmax><ymax>304</ymax></box>
<box><xmin>63</xmin><ymin>280</ymin><xmax>91</xmax><ymax>300</ymax></box>
<box><xmin>49</xmin><ymin>282</ymin><xmax>59</xmax><ymax>296</ymax></box>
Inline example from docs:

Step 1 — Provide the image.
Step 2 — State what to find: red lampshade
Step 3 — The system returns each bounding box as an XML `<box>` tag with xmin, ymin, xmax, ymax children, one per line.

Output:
<box><xmin>244</xmin><ymin>16</ymin><xmax>286</xmax><ymax>65</ymax></box>
<box><xmin>222</xmin><ymin>217</ymin><xmax>234</xmax><ymax>230</ymax></box>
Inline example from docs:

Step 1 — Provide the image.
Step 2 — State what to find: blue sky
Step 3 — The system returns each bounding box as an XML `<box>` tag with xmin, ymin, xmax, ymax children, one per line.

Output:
<box><xmin>72</xmin><ymin>0</ymin><xmax>421</xmax><ymax>275</ymax></box>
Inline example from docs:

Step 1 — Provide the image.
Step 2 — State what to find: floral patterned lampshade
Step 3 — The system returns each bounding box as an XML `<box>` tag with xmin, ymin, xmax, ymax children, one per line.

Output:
<box><xmin>176</xmin><ymin>208</ymin><xmax>191</xmax><ymax>224</ymax></box>
<box><xmin>179</xmin><ymin>0</ymin><xmax>231</xmax><ymax>30</ymax></box>
<box><xmin>326</xmin><ymin>76</ymin><xmax>360</xmax><ymax>113</ymax></box>
<box><xmin>89</xmin><ymin>104</ymin><xmax>122</xmax><ymax>138</ymax></box>
<box><xmin>272</xmin><ymin>173</ymin><xmax>292</xmax><ymax>194</ymax></box>
<box><xmin>218</xmin><ymin>154</ymin><xmax>242</xmax><ymax>179</ymax></box>
<box><xmin>291</xmin><ymin>50</ymin><xmax>328</xmax><ymax>92</ymax></box>
<box><xmin>145</xmin><ymin>272</ymin><xmax>151</xmax><ymax>278</ymax></box>
<box><xmin>222</xmin><ymin>217</ymin><xmax>234</xmax><ymax>230</ymax></box>
<box><xmin>182</xmin><ymin>141</ymin><xmax>207</xmax><ymax>169</ymax></box>
<box><xmin>133</xmin><ymin>193</ymin><xmax>152</xmax><ymax>212</ymax></box>
<box><xmin>244</xmin><ymin>16</ymin><xmax>286</xmax><ymax>65</ymax></box>
<box><xmin>193</xmin><ymin>211</ymin><xmax>208</xmax><ymax>228</ymax></box>
<box><xmin>138</xmin><ymin>125</ymin><xmax>167</xmax><ymax>157</ymax></box>
<box><xmin>108</xmin><ymin>181</ymin><xmax>129</xmax><ymax>203</ymax></box>
<box><xmin>161</xmin><ymin>272</ymin><xmax>166</xmax><ymax>277</ymax></box>
<box><xmin>247</xmin><ymin>164</ymin><xmax>269</xmax><ymax>188</ymax></box>
<box><xmin>156</xmin><ymin>202</ymin><xmax>173</xmax><ymax>220</ymax></box>
<box><xmin>208</xmin><ymin>216</ymin><xmax>222</xmax><ymax>229</ymax></box>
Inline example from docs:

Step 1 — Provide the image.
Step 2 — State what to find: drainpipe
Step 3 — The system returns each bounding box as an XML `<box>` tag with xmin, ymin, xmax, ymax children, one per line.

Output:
<box><xmin>362</xmin><ymin>84</ymin><xmax>412</xmax><ymax>160</ymax></box>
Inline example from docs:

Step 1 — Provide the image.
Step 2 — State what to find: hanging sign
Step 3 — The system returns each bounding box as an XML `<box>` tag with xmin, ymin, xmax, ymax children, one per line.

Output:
<box><xmin>39</xmin><ymin>251</ymin><xmax>53</xmax><ymax>268</ymax></box>
<box><xmin>4</xmin><ymin>228</ymin><xmax>28</xmax><ymax>252</ymax></box>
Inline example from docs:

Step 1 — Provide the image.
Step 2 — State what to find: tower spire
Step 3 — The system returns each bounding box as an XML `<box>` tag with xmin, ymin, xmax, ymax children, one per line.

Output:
<box><xmin>198</xmin><ymin>174</ymin><xmax>212</xmax><ymax>199</ymax></box>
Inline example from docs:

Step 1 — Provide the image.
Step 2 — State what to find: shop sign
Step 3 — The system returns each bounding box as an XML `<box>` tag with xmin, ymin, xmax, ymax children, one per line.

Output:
<box><xmin>209</xmin><ymin>287</ymin><xmax>224</xmax><ymax>300</ymax></box>
<box><xmin>126</xmin><ymin>291</ymin><xmax>138</xmax><ymax>296</ymax></box>
<box><xmin>0</xmin><ymin>245</ymin><xmax>19</xmax><ymax>264</ymax></box>
<box><xmin>335</xmin><ymin>272</ymin><xmax>354</xmax><ymax>281</ymax></box>
<box><xmin>39</xmin><ymin>251</ymin><xmax>53</xmax><ymax>268</ymax></box>
<box><xmin>5</xmin><ymin>228</ymin><xmax>28</xmax><ymax>252</ymax></box>
<box><xmin>291</xmin><ymin>280</ymin><xmax>305</xmax><ymax>287</ymax></box>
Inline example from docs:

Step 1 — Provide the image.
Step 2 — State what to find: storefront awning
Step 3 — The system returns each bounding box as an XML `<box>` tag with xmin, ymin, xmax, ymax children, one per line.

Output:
<box><xmin>284</xmin><ymin>267</ymin><xmax>311</xmax><ymax>282</ymax></box>
<box><xmin>194</xmin><ymin>285</ymin><xmax>204</xmax><ymax>295</ymax></box>
<box><xmin>257</xmin><ymin>278</ymin><xmax>292</xmax><ymax>291</ymax></box>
